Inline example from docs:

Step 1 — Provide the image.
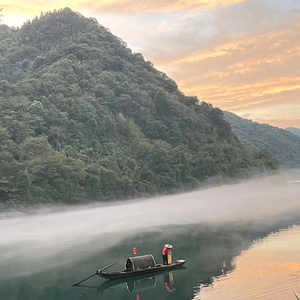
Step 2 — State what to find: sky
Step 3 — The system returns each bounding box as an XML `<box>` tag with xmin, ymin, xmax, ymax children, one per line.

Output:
<box><xmin>1</xmin><ymin>0</ymin><xmax>300</xmax><ymax>128</ymax></box>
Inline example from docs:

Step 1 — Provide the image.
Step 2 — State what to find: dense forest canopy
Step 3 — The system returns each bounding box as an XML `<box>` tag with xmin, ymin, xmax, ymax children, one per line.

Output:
<box><xmin>224</xmin><ymin>111</ymin><xmax>300</xmax><ymax>168</ymax></box>
<box><xmin>0</xmin><ymin>8</ymin><xmax>278</xmax><ymax>208</ymax></box>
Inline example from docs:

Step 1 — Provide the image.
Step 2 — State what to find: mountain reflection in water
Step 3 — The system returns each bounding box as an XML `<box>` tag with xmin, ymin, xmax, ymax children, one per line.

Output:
<box><xmin>1</xmin><ymin>213</ymin><xmax>300</xmax><ymax>300</ymax></box>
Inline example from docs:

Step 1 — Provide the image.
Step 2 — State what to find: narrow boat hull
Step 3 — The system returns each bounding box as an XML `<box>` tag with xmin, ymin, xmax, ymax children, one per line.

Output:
<box><xmin>98</xmin><ymin>260</ymin><xmax>186</xmax><ymax>279</ymax></box>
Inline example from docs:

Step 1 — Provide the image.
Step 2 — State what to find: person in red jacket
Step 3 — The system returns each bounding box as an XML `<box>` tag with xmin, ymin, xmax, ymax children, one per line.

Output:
<box><xmin>162</xmin><ymin>244</ymin><xmax>172</xmax><ymax>265</ymax></box>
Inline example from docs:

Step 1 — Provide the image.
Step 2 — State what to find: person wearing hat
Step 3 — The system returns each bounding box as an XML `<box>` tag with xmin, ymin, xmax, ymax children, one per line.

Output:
<box><xmin>162</xmin><ymin>244</ymin><xmax>173</xmax><ymax>265</ymax></box>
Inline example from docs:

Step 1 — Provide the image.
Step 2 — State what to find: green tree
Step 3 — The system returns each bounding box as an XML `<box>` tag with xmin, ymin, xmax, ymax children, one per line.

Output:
<box><xmin>0</xmin><ymin>8</ymin><xmax>279</xmax><ymax>209</ymax></box>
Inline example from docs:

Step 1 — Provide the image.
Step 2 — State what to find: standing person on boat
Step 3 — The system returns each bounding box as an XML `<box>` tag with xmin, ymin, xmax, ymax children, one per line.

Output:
<box><xmin>162</xmin><ymin>244</ymin><xmax>173</xmax><ymax>265</ymax></box>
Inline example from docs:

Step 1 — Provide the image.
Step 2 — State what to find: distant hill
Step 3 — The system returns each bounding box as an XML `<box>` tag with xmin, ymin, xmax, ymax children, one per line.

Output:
<box><xmin>0</xmin><ymin>8</ymin><xmax>278</xmax><ymax>208</ymax></box>
<box><xmin>224</xmin><ymin>111</ymin><xmax>300</xmax><ymax>167</ymax></box>
<box><xmin>286</xmin><ymin>127</ymin><xmax>300</xmax><ymax>137</ymax></box>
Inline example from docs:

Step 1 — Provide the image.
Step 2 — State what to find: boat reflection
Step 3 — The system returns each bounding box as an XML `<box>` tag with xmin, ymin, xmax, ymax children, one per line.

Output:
<box><xmin>126</xmin><ymin>276</ymin><xmax>157</xmax><ymax>293</ymax></box>
<box><xmin>74</xmin><ymin>267</ymin><xmax>185</xmax><ymax>294</ymax></box>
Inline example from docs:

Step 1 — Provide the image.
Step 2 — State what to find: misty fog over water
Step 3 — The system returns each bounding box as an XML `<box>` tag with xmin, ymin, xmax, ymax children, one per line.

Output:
<box><xmin>1</xmin><ymin>172</ymin><xmax>300</xmax><ymax>243</ymax></box>
<box><xmin>1</xmin><ymin>172</ymin><xmax>300</xmax><ymax>299</ymax></box>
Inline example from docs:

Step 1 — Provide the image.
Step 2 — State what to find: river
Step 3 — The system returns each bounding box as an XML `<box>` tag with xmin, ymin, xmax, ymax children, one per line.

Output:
<box><xmin>1</xmin><ymin>177</ymin><xmax>300</xmax><ymax>300</ymax></box>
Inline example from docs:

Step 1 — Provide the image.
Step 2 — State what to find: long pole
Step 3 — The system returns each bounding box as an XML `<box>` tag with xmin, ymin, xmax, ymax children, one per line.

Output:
<box><xmin>72</xmin><ymin>273</ymin><xmax>97</xmax><ymax>286</ymax></box>
<box><xmin>72</xmin><ymin>261</ymin><xmax>119</xmax><ymax>286</ymax></box>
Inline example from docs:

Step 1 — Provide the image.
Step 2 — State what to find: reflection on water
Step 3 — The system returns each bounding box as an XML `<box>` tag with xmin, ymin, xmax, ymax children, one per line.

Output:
<box><xmin>73</xmin><ymin>274</ymin><xmax>159</xmax><ymax>293</ymax></box>
<box><xmin>164</xmin><ymin>272</ymin><xmax>176</xmax><ymax>292</ymax></box>
<box><xmin>196</xmin><ymin>225</ymin><xmax>300</xmax><ymax>300</ymax></box>
<box><xmin>74</xmin><ymin>269</ymin><xmax>181</xmax><ymax>294</ymax></box>
<box><xmin>126</xmin><ymin>276</ymin><xmax>158</xmax><ymax>293</ymax></box>
<box><xmin>79</xmin><ymin>270</ymin><xmax>178</xmax><ymax>295</ymax></box>
<box><xmin>1</xmin><ymin>213</ymin><xmax>300</xmax><ymax>299</ymax></box>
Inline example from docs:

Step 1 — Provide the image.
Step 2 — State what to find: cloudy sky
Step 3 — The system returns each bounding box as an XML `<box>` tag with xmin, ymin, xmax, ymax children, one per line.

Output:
<box><xmin>2</xmin><ymin>0</ymin><xmax>300</xmax><ymax>128</ymax></box>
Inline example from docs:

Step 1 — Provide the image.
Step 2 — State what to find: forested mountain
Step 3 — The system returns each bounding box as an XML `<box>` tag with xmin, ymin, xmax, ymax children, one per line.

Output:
<box><xmin>0</xmin><ymin>8</ymin><xmax>277</xmax><ymax>208</ymax></box>
<box><xmin>224</xmin><ymin>111</ymin><xmax>300</xmax><ymax>167</ymax></box>
<box><xmin>286</xmin><ymin>127</ymin><xmax>300</xmax><ymax>137</ymax></box>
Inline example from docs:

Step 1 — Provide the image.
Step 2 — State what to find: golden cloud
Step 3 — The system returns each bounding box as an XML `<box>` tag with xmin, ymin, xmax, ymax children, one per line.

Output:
<box><xmin>81</xmin><ymin>0</ymin><xmax>246</xmax><ymax>13</ymax></box>
<box><xmin>2</xmin><ymin>0</ymin><xmax>246</xmax><ymax>19</ymax></box>
<box><xmin>159</xmin><ymin>14</ymin><xmax>300</xmax><ymax>128</ymax></box>
<box><xmin>169</xmin><ymin>26</ymin><xmax>297</xmax><ymax>65</ymax></box>
<box><xmin>182</xmin><ymin>78</ymin><xmax>300</xmax><ymax>110</ymax></box>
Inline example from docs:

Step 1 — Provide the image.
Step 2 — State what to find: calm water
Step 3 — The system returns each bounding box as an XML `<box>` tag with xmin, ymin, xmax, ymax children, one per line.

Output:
<box><xmin>1</xmin><ymin>179</ymin><xmax>300</xmax><ymax>300</ymax></box>
<box><xmin>1</xmin><ymin>215</ymin><xmax>300</xmax><ymax>299</ymax></box>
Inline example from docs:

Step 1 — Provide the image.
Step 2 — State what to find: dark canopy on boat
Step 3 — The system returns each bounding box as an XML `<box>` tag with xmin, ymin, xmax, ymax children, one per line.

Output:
<box><xmin>125</xmin><ymin>255</ymin><xmax>156</xmax><ymax>271</ymax></box>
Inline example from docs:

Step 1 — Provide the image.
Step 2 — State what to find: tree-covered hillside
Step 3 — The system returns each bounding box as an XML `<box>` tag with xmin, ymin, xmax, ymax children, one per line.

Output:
<box><xmin>224</xmin><ymin>111</ymin><xmax>300</xmax><ymax>167</ymax></box>
<box><xmin>286</xmin><ymin>127</ymin><xmax>300</xmax><ymax>137</ymax></box>
<box><xmin>0</xmin><ymin>8</ymin><xmax>277</xmax><ymax>208</ymax></box>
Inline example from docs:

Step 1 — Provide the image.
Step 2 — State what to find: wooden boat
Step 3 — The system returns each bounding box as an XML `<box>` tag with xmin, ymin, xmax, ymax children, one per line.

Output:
<box><xmin>98</xmin><ymin>255</ymin><xmax>186</xmax><ymax>279</ymax></box>
<box><xmin>73</xmin><ymin>254</ymin><xmax>186</xmax><ymax>286</ymax></box>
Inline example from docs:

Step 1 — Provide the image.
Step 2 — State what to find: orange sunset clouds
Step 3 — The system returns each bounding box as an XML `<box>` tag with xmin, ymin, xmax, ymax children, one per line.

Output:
<box><xmin>2</xmin><ymin>0</ymin><xmax>300</xmax><ymax>128</ymax></box>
